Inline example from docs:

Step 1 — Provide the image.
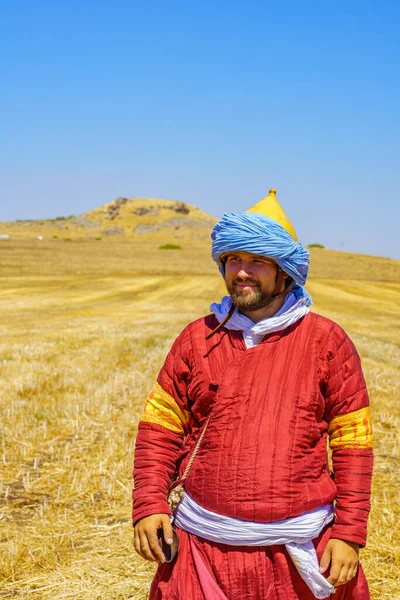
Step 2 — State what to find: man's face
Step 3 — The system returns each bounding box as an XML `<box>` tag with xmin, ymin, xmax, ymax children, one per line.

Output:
<box><xmin>223</xmin><ymin>251</ymin><xmax>284</xmax><ymax>311</ymax></box>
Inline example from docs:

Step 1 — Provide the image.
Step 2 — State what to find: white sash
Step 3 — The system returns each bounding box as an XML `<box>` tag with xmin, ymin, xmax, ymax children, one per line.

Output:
<box><xmin>174</xmin><ymin>493</ymin><xmax>336</xmax><ymax>599</ymax></box>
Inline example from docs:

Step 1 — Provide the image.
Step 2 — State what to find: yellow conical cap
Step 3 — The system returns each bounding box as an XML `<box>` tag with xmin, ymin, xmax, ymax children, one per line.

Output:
<box><xmin>246</xmin><ymin>188</ymin><xmax>298</xmax><ymax>241</ymax></box>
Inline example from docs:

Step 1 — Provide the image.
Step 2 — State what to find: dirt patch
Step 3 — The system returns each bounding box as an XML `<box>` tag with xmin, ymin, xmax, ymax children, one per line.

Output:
<box><xmin>71</xmin><ymin>217</ymin><xmax>101</xmax><ymax>229</ymax></box>
<box><xmin>134</xmin><ymin>217</ymin><xmax>214</xmax><ymax>235</ymax></box>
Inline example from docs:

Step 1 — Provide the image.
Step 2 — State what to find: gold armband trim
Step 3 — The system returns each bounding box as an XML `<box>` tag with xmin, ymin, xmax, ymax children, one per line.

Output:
<box><xmin>328</xmin><ymin>406</ymin><xmax>373</xmax><ymax>450</ymax></box>
<box><xmin>140</xmin><ymin>382</ymin><xmax>191</xmax><ymax>435</ymax></box>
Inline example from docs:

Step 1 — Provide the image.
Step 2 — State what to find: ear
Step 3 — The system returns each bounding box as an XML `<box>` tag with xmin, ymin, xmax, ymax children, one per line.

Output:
<box><xmin>278</xmin><ymin>267</ymin><xmax>290</xmax><ymax>280</ymax></box>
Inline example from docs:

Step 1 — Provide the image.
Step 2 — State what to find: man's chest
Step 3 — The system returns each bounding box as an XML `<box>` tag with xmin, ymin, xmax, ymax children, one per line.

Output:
<box><xmin>187</xmin><ymin>332</ymin><xmax>326</xmax><ymax>428</ymax></box>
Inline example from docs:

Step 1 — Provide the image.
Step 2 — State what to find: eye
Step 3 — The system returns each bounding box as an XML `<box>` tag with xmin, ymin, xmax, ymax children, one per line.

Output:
<box><xmin>252</xmin><ymin>258</ymin><xmax>275</xmax><ymax>266</ymax></box>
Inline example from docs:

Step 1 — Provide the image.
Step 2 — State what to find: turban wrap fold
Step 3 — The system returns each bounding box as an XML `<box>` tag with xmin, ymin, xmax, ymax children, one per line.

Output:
<box><xmin>211</xmin><ymin>212</ymin><xmax>312</xmax><ymax>306</ymax></box>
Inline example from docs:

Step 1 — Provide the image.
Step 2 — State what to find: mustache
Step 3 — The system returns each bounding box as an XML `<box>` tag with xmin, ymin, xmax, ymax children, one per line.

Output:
<box><xmin>232</xmin><ymin>277</ymin><xmax>260</xmax><ymax>286</ymax></box>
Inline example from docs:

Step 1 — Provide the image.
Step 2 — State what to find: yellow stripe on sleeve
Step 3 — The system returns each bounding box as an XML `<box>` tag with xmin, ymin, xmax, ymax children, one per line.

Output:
<box><xmin>140</xmin><ymin>382</ymin><xmax>191</xmax><ymax>435</ymax></box>
<box><xmin>328</xmin><ymin>407</ymin><xmax>373</xmax><ymax>450</ymax></box>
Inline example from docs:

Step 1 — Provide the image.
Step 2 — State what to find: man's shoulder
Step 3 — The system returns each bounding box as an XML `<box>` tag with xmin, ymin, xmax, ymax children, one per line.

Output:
<box><xmin>306</xmin><ymin>310</ymin><xmax>340</xmax><ymax>329</ymax></box>
<box><xmin>173</xmin><ymin>314</ymin><xmax>219</xmax><ymax>346</ymax></box>
<box><xmin>305</xmin><ymin>311</ymin><xmax>353</xmax><ymax>347</ymax></box>
<box><xmin>184</xmin><ymin>313</ymin><xmax>219</xmax><ymax>337</ymax></box>
<box><xmin>189</xmin><ymin>313</ymin><xmax>219</xmax><ymax>327</ymax></box>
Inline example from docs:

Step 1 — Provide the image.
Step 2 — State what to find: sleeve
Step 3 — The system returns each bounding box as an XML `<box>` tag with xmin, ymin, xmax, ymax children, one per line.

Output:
<box><xmin>132</xmin><ymin>326</ymin><xmax>193</xmax><ymax>525</ymax></box>
<box><xmin>320</xmin><ymin>325</ymin><xmax>374</xmax><ymax>547</ymax></box>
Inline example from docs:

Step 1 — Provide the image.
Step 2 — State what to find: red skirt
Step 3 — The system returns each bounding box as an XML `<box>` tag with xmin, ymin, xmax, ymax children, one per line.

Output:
<box><xmin>150</xmin><ymin>525</ymin><xmax>369</xmax><ymax>600</ymax></box>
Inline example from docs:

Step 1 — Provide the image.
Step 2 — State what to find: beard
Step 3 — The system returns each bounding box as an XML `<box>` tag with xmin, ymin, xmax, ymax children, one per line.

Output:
<box><xmin>226</xmin><ymin>278</ymin><xmax>276</xmax><ymax>312</ymax></box>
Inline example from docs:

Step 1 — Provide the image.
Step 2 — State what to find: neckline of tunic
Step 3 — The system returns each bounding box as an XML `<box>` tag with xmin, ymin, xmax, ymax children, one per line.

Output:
<box><xmin>226</xmin><ymin>314</ymin><xmax>308</xmax><ymax>351</ymax></box>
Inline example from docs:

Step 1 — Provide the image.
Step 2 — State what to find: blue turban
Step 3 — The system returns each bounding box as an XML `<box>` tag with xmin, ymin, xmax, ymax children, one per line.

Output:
<box><xmin>211</xmin><ymin>212</ymin><xmax>312</xmax><ymax>305</ymax></box>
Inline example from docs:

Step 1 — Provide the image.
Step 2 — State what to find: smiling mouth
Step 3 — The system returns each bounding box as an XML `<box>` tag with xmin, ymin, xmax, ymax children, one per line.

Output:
<box><xmin>234</xmin><ymin>282</ymin><xmax>259</xmax><ymax>291</ymax></box>
<box><xmin>234</xmin><ymin>280</ymin><xmax>258</xmax><ymax>286</ymax></box>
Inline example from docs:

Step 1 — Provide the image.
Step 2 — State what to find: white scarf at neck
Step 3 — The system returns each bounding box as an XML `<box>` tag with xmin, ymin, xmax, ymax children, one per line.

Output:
<box><xmin>210</xmin><ymin>292</ymin><xmax>309</xmax><ymax>347</ymax></box>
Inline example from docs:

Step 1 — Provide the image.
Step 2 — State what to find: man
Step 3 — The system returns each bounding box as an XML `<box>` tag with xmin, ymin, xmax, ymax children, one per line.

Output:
<box><xmin>133</xmin><ymin>199</ymin><xmax>373</xmax><ymax>600</ymax></box>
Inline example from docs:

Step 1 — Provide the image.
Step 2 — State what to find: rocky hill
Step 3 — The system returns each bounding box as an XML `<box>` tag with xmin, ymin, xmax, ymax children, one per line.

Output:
<box><xmin>0</xmin><ymin>198</ymin><xmax>218</xmax><ymax>242</ymax></box>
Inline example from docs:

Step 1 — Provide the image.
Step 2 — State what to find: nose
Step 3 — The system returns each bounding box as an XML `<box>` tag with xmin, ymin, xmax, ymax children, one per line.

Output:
<box><xmin>237</xmin><ymin>263</ymin><xmax>253</xmax><ymax>278</ymax></box>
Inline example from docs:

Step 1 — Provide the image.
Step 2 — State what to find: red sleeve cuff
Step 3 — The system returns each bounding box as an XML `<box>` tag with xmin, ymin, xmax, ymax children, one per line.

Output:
<box><xmin>330</xmin><ymin>524</ymin><xmax>367</xmax><ymax>547</ymax></box>
<box><xmin>132</xmin><ymin>500</ymin><xmax>172</xmax><ymax>526</ymax></box>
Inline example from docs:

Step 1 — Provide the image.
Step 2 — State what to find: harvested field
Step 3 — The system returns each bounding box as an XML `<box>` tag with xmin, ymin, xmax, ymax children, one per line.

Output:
<box><xmin>0</xmin><ymin>239</ymin><xmax>399</xmax><ymax>599</ymax></box>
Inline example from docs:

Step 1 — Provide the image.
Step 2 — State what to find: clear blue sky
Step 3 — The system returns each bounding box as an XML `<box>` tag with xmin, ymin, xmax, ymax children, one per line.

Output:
<box><xmin>1</xmin><ymin>1</ymin><xmax>399</xmax><ymax>259</ymax></box>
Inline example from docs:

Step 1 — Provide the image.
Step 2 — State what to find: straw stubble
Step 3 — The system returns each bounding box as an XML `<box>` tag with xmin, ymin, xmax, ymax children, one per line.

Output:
<box><xmin>0</xmin><ymin>239</ymin><xmax>399</xmax><ymax>599</ymax></box>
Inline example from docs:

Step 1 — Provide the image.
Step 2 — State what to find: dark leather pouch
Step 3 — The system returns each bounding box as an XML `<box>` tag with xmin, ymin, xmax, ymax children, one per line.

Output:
<box><xmin>157</xmin><ymin>527</ymin><xmax>179</xmax><ymax>562</ymax></box>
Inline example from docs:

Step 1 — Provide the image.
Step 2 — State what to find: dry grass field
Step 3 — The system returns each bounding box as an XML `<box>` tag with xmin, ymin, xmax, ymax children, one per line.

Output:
<box><xmin>0</xmin><ymin>238</ymin><xmax>399</xmax><ymax>599</ymax></box>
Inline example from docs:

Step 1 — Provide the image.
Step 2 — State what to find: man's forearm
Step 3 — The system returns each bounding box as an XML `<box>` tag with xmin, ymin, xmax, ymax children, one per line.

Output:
<box><xmin>133</xmin><ymin>422</ymin><xmax>183</xmax><ymax>524</ymax></box>
<box><xmin>330</xmin><ymin>448</ymin><xmax>373</xmax><ymax>546</ymax></box>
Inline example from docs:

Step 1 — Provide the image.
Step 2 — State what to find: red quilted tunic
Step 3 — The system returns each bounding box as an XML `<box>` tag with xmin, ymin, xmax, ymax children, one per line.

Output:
<box><xmin>133</xmin><ymin>312</ymin><xmax>373</xmax><ymax>547</ymax></box>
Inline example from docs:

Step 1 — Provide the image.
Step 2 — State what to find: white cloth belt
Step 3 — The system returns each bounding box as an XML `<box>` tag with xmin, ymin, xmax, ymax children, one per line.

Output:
<box><xmin>174</xmin><ymin>493</ymin><xmax>336</xmax><ymax>599</ymax></box>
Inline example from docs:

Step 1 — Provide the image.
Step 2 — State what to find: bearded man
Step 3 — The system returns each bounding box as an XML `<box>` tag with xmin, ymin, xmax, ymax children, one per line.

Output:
<box><xmin>132</xmin><ymin>203</ymin><xmax>373</xmax><ymax>600</ymax></box>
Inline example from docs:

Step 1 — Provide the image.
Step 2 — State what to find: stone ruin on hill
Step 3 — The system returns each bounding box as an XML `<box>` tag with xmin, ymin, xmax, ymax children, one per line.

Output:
<box><xmin>133</xmin><ymin>206</ymin><xmax>159</xmax><ymax>217</ymax></box>
<box><xmin>106</xmin><ymin>198</ymin><xmax>191</xmax><ymax>220</ymax></box>
<box><xmin>132</xmin><ymin>202</ymin><xmax>190</xmax><ymax>217</ymax></box>
<box><xmin>107</xmin><ymin>197</ymin><xmax>130</xmax><ymax>220</ymax></box>
<box><xmin>169</xmin><ymin>202</ymin><xmax>190</xmax><ymax>215</ymax></box>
